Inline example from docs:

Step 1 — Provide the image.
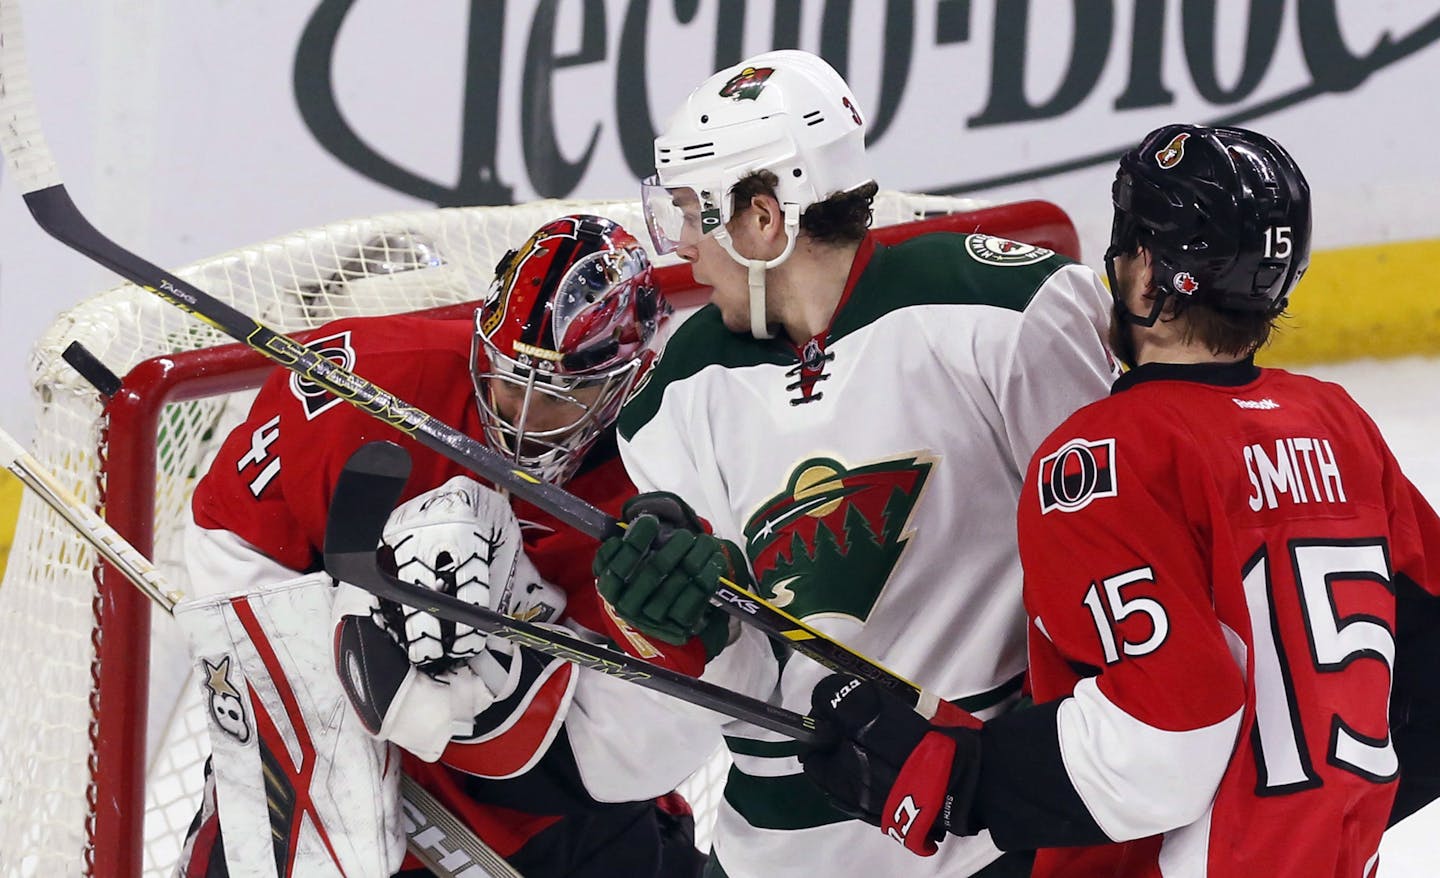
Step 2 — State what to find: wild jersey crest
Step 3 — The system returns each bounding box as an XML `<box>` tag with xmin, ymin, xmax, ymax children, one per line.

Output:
<box><xmin>718</xmin><ymin>66</ymin><xmax>775</xmax><ymax>101</ymax></box>
<box><xmin>743</xmin><ymin>455</ymin><xmax>931</xmax><ymax>623</ymax></box>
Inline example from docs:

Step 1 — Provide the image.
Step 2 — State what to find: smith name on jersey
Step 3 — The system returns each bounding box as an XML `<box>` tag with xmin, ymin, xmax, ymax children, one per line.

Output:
<box><xmin>618</xmin><ymin>232</ymin><xmax>1117</xmax><ymax>878</ymax></box>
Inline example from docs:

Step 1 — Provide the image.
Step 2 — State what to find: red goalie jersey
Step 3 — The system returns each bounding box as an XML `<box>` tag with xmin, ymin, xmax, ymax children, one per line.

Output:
<box><xmin>185</xmin><ymin>311</ymin><xmax>711</xmax><ymax>878</ymax></box>
<box><xmin>1017</xmin><ymin>361</ymin><xmax>1440</xmax><ymax>878</ymax></box>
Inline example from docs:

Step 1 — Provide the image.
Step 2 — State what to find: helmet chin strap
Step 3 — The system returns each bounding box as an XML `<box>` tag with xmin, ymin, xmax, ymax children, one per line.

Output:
<box><xmin>1105</xmin><ymin>248</ymin><xmax>1172</xmax><ymax>370</ymax></box>
<box><xmin>713</xmin><ymin>207</ymin><xmax>802</xmax><ymax>340</ymax></box>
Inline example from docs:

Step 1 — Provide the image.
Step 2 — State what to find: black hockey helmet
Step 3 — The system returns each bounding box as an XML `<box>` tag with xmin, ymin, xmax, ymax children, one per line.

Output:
<box><xmin>1107</xmin><ymin>124</ymin><xmax>1311</xmax><ymax>320</ymax></box>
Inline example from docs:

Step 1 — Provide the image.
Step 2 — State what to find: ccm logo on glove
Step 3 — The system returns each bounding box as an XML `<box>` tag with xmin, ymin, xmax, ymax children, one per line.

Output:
<box><xmin>830</xmin><ymin>677</ymin><xmax>862</xmax><ymax>709</ymax></box>
<box><xmin>888</xmin><ymin>795</ymin><xmax>922</xmax><ymax>844</ymax></box>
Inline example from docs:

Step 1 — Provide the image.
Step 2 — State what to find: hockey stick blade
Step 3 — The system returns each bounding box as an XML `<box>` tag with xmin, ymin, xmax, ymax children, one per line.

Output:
<box><xmin>0</xmin><ymin>7</ymin><xmax>922</xmax><ymax>709</ymax></box>
<box><xmin>326</xmin><ymin>442</ymin><xmax>827</xmax><ymax>745</ymax></box>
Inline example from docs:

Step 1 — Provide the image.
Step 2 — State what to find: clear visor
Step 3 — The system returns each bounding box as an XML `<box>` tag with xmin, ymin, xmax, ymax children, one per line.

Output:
<box><xmin>641</xmin><ymin>176</ymin><xmax>724</xmax><ymax>255</ymax></box>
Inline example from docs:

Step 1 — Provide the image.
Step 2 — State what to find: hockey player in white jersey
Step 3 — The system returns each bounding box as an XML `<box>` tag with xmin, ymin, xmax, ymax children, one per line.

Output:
<box><xmin>592</xmin><ymin>50</ymin><xmax>1118</xmax><ymax>878</ymax></box>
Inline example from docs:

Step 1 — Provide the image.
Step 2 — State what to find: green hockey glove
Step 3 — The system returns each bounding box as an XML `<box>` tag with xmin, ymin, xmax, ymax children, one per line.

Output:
<box><xmin>593</xmin><ymin>492</ymin><xmax>743</xmax><ymax>657</ymax></box>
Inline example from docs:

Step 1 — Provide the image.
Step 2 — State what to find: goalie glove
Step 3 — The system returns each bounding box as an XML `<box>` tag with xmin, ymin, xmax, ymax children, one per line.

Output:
<box><xmin>332</xmin><ymin>581</ymin><xmax>517</xmax><ymax>761</ymax></box>
<box><xmin>333</xmin><ymin>475</ymin><xmax>570</xmax><ymax>762</ymax></box>
<box><xmin>799</xmin><ymin>675</ymin><xmax>985</xmax><ymax>857</ymax></box>
<box><xmin>376</xmin><ymin>475</ymin><xmax>565</xmax><ymax>673</ymax></box>
<box><xmin>334</xmin><ymin>577</ymin><xmax>581</xmax><ymax>774</ymax></box>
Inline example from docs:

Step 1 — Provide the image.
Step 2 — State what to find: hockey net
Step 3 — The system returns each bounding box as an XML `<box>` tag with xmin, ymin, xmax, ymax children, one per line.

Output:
<box><xmin>0</xmin><ymin>193</ymin><xmax>1078</xmax><ymax>877</ymax></box>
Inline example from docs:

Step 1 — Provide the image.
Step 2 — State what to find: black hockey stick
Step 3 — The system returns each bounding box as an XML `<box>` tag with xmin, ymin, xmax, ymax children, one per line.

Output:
<box><xmin>325</xmin><ymin>440</ymin><xmax>827</xmax><ymax>744</ymax></box>
<box><xmin>0</xmin><ymin>2</ymin><xmax>926</xmax><ymax>709</ymax></box>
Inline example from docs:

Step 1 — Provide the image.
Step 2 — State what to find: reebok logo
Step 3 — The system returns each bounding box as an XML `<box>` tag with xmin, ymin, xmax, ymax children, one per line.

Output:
<box><xmin>1232</xmin><ymin>397</ymin><xmax>1281</xmax><ymax>410</ymax></box>
<box><xmin>831</xmin><ymin>678</ymin><xmax>862</xmax><ymax>710</ymax></box>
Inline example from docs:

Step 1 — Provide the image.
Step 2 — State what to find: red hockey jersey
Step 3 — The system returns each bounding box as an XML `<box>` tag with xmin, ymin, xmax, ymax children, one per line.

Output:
<box><xmin>192</xmin><ymin>312</ymin><xmax>705</xmax><ymax>667</ymax></box>
<box><xmin>1016</xmin><ymin>361</ymin><xmax>1440</xmax><ymax>878</ymax></box>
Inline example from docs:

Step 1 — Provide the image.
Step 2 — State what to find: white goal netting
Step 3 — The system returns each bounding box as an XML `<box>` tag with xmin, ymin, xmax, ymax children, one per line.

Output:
<box><xmin>0</xmin><ymin>191</ymin><xmax>993</xmax><ymax>877</ymax></box>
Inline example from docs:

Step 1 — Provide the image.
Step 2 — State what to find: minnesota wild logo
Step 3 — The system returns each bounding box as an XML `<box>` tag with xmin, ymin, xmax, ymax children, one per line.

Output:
<box><xmin>742</xmin><ymin>455</ymin><xmax>931</xmax><ymax>624</ymax></box>
<box><xmin>719</xmin><ymin>66</ymin><xmax>775</xmax><ymax>101</ymax></box>
<box><xmin>965</xmin><ymin>234</ymin><xmax>1054</xmax><ymax>266</ymax></box>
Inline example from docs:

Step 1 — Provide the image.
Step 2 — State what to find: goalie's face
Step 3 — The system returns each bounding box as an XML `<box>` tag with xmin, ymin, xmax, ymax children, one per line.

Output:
<box><xmin>486</xmin><ymin>378</ymin><xmax>604</xmax><ymax>435</ymax></box>
<box><xmin>471</xmin><ymin>352</ymin><xmax>632</xmax><ymax>484</ymax></box>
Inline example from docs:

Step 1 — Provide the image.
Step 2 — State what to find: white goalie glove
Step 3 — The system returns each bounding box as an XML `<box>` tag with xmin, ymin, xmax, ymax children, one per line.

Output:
<box><xmin>333</xmin><ymin>475</ymin><xmax>571</xmax><ymax>762</ymax></box>
<box><xmin>374</xmin><ymin>474</ymin><xmax>565</xmax><ymax>671</ymax></box>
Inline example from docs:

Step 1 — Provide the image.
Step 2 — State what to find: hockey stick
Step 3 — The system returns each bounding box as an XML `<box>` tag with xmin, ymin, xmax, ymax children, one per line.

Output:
<box><xmin>29</xmin><ymin>350</ymin><xmax>522</xmax><ymax>878</ymax></box>
<box><xmin>0</xmin><ymin>424</ymin><xmax>185</xmax><ymax>611</ymax></box>
<box><xmin>0</xmin><ymin>0</ymin><xmax>926</xmax><ymax>708</ymax></box>
<box><xmin>325</xmin><ymin>440</ymin><xmax>827</xmax><ymax>744</ymax></box>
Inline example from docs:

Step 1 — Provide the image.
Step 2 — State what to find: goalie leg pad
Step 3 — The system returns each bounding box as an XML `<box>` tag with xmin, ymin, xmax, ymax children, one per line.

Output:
<box><xmin>175</xmin><ymin>573</ymin><xmax>405</xmax><ymax>878</ymax></box>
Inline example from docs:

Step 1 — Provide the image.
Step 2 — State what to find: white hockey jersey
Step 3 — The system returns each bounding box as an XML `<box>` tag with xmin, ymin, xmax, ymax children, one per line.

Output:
<box><xmin>618</xmin><ymin>233</ymin><xmax>1117</xmax><ymax>877</ymax></box>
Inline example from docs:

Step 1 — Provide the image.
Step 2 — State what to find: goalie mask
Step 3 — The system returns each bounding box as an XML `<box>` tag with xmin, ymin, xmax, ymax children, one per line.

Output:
<box><xmin>471</xmin><ymin>215</ymin><xmax>664</xmax><ymax>484</ymax></box>
<box><xmin>642</xmin><ymin>50</ymin><xmax>873</xmax><ymax>338</ymax></box>
<box><xmin>1107</xmin><ymin>124</ymin><xmax>1311</xmax><ymax>326</ymax></box>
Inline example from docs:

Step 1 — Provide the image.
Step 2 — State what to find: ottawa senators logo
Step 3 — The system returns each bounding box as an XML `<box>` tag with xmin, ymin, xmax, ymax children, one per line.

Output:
<box><xmin>288</xmin><ymin>330</ymin><xmax>356</xmax><ymax>420</ymax></box>
<box><xmin>743</xmin><ymin>455</ymin><xmax>931</xmax><ymax>624</ymax></box>
<box><xmin>1155</xmin><ymin>132</ymin><xmax>1190</xmax><ymax>169</ymax></box>
<box><xmin>719</xmin><ymin>66</ymin><xmax>775</xmax><ymax>101</ymax></box>
<box><xmin>1038</xmin><ymin>438</ymin><xmax>1118</xmax><ymax>514</ymax></box>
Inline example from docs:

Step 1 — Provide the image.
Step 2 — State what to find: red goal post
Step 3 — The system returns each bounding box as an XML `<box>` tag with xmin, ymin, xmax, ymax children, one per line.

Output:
<box><xmin>0</xmin><ymin>195</ymin><xmax>1076</xmax><ymax>877</ymax></box>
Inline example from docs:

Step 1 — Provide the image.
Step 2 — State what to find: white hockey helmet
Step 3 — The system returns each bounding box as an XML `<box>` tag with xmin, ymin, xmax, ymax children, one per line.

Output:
<box><xmin>641</xmin><ymin>51</ymin><xmax>873</xmax><ymax>337</ymax></box>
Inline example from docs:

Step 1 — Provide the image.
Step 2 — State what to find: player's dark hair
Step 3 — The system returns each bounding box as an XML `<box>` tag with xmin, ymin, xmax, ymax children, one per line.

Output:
<box><xmin>1168</xmin><ymin>295</ymin><xmax>1278</xmax><ymax>358</ymax></box>
<box><xmin>730</xmin><ymin>170</ymin><xmax>876</xmax><ymax>245</ymax></box>
<box><xmin>1119</xmin><ymin>237</ymin><xmax>1280</xmax><ymax>357</ymax></box>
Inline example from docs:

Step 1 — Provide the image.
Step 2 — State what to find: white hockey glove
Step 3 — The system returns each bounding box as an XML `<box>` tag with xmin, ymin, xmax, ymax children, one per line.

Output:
<box><xmin>333</xmin><ymin>582</ymin><xmax>506</xmax><ymax>760</ymax></box>
<box><xmin>374</xmin><ymin>475</ymin><xmax>565</xmax><ymax>672</ymax></box>
<box><xmin>333</xmin><ymin>476</ymin><xmax>569</xmax><ymax>761</ymax></box>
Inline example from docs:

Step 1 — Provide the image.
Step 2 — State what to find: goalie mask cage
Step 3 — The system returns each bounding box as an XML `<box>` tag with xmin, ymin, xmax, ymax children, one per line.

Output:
<box><xmin>0</xmin><ymin>193</ymin><xmax>1077</xmax><ymax>877</ymax></box>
